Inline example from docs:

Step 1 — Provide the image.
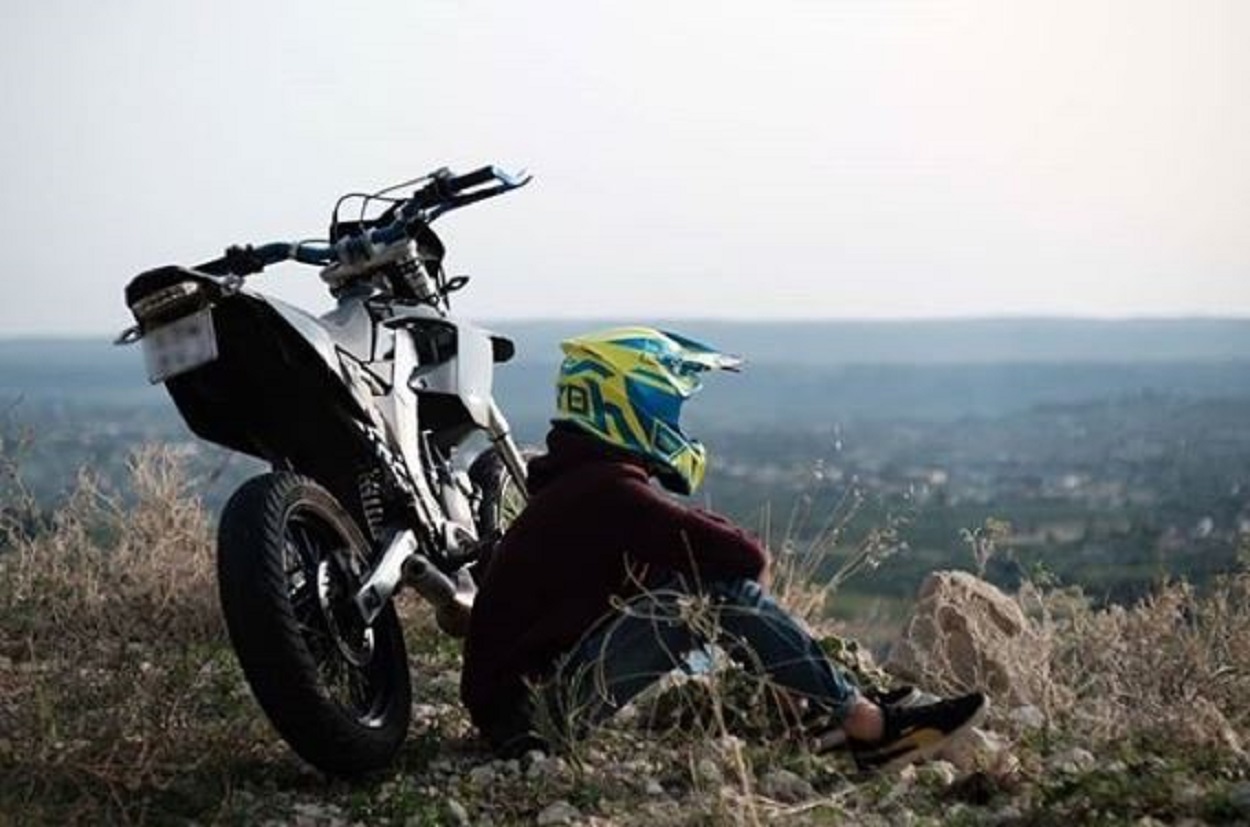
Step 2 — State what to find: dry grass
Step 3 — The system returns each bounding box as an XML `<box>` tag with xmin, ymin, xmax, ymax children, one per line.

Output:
<box><xmin>0</xmin><ymin>446</ymin><xmax>274</xmax><ymax>824</ymax></box>
<box><xmin>2</xmin><ymin>445</ymin><xmax>1249</xmax><ymax>825</ymax></box>
<box><xmin>888</xmin><ymin>562</ymin><xmax>1250</xmax><ymax>762</ymax></box>
<box><xmin>1047</xmin><ymin>574</ymin><xmax>1250</xmax><ymax>754</ymax></box>
<box><xmin>764</xmin><ymin>482</ymin><xmax>912</xmax><ymax>631</ymax></box>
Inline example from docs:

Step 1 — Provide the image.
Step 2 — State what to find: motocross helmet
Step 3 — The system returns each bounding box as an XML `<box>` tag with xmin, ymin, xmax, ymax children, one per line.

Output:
<box><xmin>555</xmin><ymin>327</ymin><xmax>742</xmax><ymax>494</ymax></box>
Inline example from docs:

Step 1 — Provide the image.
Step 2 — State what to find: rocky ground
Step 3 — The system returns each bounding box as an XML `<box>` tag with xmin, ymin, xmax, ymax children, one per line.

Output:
<box><xmin>2</xmin><ymin>452</ymin><xmax>1248</xmax><ymax>825</ymax></box>
<box><xmin>7</xmin><ymin>600</ymin><xmax>1248</xmax><ymax>827</ymax></box>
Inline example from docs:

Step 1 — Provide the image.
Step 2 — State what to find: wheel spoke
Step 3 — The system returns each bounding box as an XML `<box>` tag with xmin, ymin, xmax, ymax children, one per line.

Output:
<box><xmin>219</xmin><ymin>475</ymin><xmax>409</xmax><ymax>772</ymax></box>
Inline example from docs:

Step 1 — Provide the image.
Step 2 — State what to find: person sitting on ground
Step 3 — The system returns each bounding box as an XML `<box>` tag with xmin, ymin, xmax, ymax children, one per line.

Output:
<box><xmin>460</xmin><ymin>327</ymin><xmax>986</xmax><ymax>772</ymax></box>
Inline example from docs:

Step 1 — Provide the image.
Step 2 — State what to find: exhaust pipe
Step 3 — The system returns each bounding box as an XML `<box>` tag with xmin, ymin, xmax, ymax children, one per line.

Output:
<box><xmin>402</xmin><ymin>555</ymin><xmax>475</xmax><ymax>638</ymax></box>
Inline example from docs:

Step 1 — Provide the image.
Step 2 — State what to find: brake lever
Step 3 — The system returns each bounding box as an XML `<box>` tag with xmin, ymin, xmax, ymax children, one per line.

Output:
<box><xmin>426</xmin><ymin>182</ymin><xmax>528</xmax><ymax>221</ymax></box>
<box><xmin>493</xmin><ymin>167</ymin><xmax>532</xmax><ymax>188</ymax></box>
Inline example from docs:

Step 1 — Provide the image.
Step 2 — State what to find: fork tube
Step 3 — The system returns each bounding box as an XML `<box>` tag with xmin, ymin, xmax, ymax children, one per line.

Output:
<box><xmin>486</xmin><ymin>400</ymin><xmax>529</xmax><ymax>500</ymax></box>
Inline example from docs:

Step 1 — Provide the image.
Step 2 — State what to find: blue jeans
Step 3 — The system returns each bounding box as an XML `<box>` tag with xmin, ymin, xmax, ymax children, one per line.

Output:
<box><xmin>541</xmin><ymin>576</ymin><xmax>860</xmax><ymax>740</ymax></box>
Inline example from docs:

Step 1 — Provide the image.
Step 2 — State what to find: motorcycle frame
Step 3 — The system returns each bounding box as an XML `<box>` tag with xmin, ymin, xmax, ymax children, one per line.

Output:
<box><xmin>123</xmin><ymin>258</ymin><xmax>529</xmax><ymax>627</ymax></box>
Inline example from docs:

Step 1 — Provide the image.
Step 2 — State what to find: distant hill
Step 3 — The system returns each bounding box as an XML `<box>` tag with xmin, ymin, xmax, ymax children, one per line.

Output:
<box><xmin>3</xmin><ymin>319</ymin><xmax>1250</xmax><ymax>427</ymax></box>
<box><xmin>492</xmin><ymin>318</ymin><xmax>1250</xmax><ymax>365</ymax></box>
<box><xmin>0</xmin><ymin>336</ymin><xmax>164</xmax><ymax>407</ymax></box>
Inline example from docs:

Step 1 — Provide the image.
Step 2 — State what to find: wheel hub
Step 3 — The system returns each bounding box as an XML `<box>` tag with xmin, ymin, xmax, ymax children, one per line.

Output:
<box><xmin>316</xmin><ymin>558</ymin><xmax>376</xmax><ymax>668</ymax></box>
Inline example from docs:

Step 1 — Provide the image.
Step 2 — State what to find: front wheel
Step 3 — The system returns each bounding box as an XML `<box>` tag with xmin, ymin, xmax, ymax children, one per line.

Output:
<box><xmin>217</xmin><ymin>472</ymin><xmax>411</xmax><ymax>776</ymax></box>
<box><xmin>467</xmin><ymin>445</ymin><xmax>538</xmax><ymax>581</ymax></box>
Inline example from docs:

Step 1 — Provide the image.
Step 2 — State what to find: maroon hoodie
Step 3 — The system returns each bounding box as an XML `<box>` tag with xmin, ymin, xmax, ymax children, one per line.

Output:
<box><xmin>460</xmin><ymin>426</ymin><xmax>769</xmax><ymax>733</ymax></box>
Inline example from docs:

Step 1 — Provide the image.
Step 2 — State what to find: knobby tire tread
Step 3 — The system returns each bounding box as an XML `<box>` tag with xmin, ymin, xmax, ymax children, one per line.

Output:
<box><xmin>217</xmin><ymin>472</ymin><xmax>411</xmax><ymax>776</ymax></box>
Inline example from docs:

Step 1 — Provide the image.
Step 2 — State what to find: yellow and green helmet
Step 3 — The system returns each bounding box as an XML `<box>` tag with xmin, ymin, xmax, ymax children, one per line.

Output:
<box><xmin>555</xmin><ymin>327</ymin><xmax>742</xmax><ymax>494</ymax></box>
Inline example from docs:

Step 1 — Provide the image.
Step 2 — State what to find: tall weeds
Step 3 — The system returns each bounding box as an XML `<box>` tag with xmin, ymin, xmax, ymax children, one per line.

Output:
<box><xmin>0</xmin><ymin>446</ymin><xmax>269</xmax><ymax>824</ymax></box>
<box><xmin>1047</xmin><ymin>574</ymin><xmax>1250</xmax><ymax>753</ymax></box>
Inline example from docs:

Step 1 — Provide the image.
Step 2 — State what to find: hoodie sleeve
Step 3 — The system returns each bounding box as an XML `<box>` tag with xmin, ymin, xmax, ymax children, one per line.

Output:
<box><xmin>615</xmin><ymin>476</ymin><xmax>769</xmax><ymax>582</ymax></box>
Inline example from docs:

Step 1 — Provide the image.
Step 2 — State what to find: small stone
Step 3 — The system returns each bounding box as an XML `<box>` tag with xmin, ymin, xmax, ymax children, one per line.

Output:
<box><xmin>411</xmin><ymin>703</ymin><xmax>440</xmax><ymax>721</ymax></box>
<box><xmin>992</xmin><ymin>805</ymin><xmax>1023</xmax><ymax>824</ymax></box>
<box><xmin>525</xmin><ymin>751</ymin><xmax>567</xmax><ymax>781</ymax></box>
<box><xmin>288</xmin><ymin>801</ymin><xmax>349</xmax><ymax>827</ymax></box>
<box><xmin>696</xmin><ymin>758</ymin><xmax>723</xmax><ymax>785</ymax></box>
<box><xmin>501</xmin><ymin>758</ymin><xmax>521</xmax><ymax>777</ymax></box>
<box><xmin>1008</xmin><ymin>704</ymin><xmax>1046</xmax><ymax>730</ymax></box>
<box><xmin>940</xmin><ymin>727</ymin><xmax>1010</xmax><ymax>773</ymax></box>
<box><xmin>443</xmin><ymin>799</ymin><xmax>470</xmax><ymax>827</ymax></box>
<box><xmin>536</xmin><ymin>800</ymin><xmax>579</xmax><ymax>826</ymax></box>
<box><xmin>758</xmin><ymin>768</ymin><xmax>815</xmax><ymax>803</ymax></box>
<box><xmin>1173</xmin><ymin>781</ymin><xmax>1203</xmax><ymax>809</ymax></box>
<box><xmin>1227</xmin><ymin>781</ymin><xmax>1250</xmax><ymax>817</ymax></box>
<box><xmin>467</xmin><ymin>765</ymin><xmax>497</xmax><ymax>787</ymax></box>
<box><xmin>916</xmin><ymin>760</ymin><xmax>958</xmax><ymax>788</ymax></box>
<box><xmin>644</xmin><ymin>779</ymin><xmax>665</xmax><ymax>796</ymax></box>
<box><xmin>1047</xmin><ymin>747</ymin><xmax>1096</xmax><ymax>775</ymax></box>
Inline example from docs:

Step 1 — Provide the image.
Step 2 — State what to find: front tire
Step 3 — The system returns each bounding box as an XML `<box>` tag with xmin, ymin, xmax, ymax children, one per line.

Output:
<box><xmin>217</xmin><ymin>472</ymin><xmax>411</xmax><ymax>776</ymax></box>
<box><xmin>467</xmin><ymin>446</ymin><xmax>537</xmax><ymax>580</ymax></box>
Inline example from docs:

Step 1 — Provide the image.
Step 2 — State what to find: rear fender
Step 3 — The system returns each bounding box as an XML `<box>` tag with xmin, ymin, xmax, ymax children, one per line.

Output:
<box><xmin>125</xmin><ymin>266</ymin><xmax>377</xmax><ymax>500</ymax></box>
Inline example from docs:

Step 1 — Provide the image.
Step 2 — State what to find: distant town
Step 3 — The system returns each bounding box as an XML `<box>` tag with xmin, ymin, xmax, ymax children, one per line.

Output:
<box><xmin>4</xmin><ymin>324</ymin><xmax>1249</xmax><ymax>619</ymax></box>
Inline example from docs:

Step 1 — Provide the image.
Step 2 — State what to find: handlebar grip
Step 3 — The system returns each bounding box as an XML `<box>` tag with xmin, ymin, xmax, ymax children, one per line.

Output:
<box><xmin>193</xmin><ymin>243</ymin><xmax>296</xmax><ymax>276</ymax></box>
<box><xmin>445</xmin><ymin>166</ymin><xmax>497</xmax><ymax>193</ymax></box>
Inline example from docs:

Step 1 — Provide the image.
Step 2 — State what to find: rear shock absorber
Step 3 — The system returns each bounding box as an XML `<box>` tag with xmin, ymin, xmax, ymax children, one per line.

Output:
<box><xmin>357</xmin><ymin>469</ymin><xmax>386</xmax><ymax>543</ymax></box>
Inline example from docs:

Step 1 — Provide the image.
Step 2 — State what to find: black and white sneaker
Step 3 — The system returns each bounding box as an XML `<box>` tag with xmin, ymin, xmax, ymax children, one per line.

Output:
<box><xmin>810</xmin><ymin>685</ymin><xmax>936</xmax><ymax>753</ymax></box>
<box><xmin>848</xmin><ymin>691</ymin><xmax>988</xmax><ymax>774</ymax></box>
<box><xmin>865</xmin><ymin>684</ymin><xmax>934</xmax><ymax>709</ymax></box>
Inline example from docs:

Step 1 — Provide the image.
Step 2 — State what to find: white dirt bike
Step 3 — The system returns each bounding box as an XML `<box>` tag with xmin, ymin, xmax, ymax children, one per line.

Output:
<box><xmin>117</xmin><ymin>165</ymin><xmax>532</xmax><ymax>775</ymax></box>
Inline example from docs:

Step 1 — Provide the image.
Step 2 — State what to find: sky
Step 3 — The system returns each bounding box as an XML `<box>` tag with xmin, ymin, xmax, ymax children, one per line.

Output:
<box><xmin>1</xmin><ymin>0</ymin><xmax>1247</xmax><ymax>335</ymax></box>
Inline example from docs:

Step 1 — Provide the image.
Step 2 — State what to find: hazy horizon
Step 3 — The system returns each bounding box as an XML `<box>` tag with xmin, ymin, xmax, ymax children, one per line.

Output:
<box><xmin>7</xmin><ymin>313</ymin><xmax>1250</xmax><ymax>342</ymax></box>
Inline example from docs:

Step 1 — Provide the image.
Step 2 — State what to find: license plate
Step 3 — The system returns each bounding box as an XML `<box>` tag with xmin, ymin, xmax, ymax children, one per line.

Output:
<box><xmin>142</xmin><ymin>309</ymin><xmax>219</xmax><ymax>383</ymax></box>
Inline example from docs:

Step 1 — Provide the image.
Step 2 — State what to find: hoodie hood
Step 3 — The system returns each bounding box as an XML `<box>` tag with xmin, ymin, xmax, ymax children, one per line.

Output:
<box><xmin>526</xmin><ymin>424</ymin><xmax>652</xmax><ymax>494</ymax></box>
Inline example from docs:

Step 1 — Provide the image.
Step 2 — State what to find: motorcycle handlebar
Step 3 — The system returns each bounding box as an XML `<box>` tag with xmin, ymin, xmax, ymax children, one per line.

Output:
<box><xmin>197</xmin><ymin>165</ymin><xmax>529</xmax><ymax>276</ymax></box>
<box><xmin>444</xmin><ymin>165</ymin><xmax>498</xmax><ymax>192</ymax></box>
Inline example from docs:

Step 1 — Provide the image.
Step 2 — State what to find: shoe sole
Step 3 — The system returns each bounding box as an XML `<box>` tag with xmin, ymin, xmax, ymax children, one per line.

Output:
<box><xmin>874</xmin><ymin>696</ymin><xmax>990</xmax><ymax>774</ymax></box>
<box><xmin>810</xmin><ymin>689</ymin><xmax>944</xmax><ymax>754</ymax></box>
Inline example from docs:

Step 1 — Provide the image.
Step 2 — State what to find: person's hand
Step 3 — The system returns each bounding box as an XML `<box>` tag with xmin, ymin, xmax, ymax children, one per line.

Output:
<box><xmin>757</xmin><ymin>556</ymin><xmax>772</xmax><ymax>590</ymax></box>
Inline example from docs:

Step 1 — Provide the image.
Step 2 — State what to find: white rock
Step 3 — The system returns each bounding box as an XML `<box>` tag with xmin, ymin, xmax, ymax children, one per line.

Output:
<box><xmin>1047</xmin><ymin>746</ymin><xmax>1096</xmax><ymax>775</ymax></box>
<box><xmin>1172</xmin><ymin>781</ymin><xmax>1203</xmax><ymax>809</ymax></box>
<box><xmin>758</xmin><ymin>768</ymin><xmax>815</xmax><ymax>803</ymax></box>
<box><xmin>939</xmin><ymin>727</ymin><xmax>1012</xmax><ymax>773</ymax></box>
<box><xmin>1008</xmin><ymin>704</ymin><xmax>1046</xmax><ymax>730</ymax></box>
<box><xmin>644</xmin><ymin>779</ymin><xmax>665</xmax><ymax>797</ymax></box>
<box><xmin>916</xmin><ymin>760</ymin><xmax>958</xmax><ymax>788</ymax></box>
<box><xmin>411</xmin><ymin>703</ymin><xmax>440</xmax><ymax>722</ymax></box>
<box><xmin>696</xmin><ymin>758</ymin><xmax>723</xmax><ymax>785</ymax></box>
<box><xmin>467</xmin><ymin>765</ymin><xmax>497</xmax><ymax>787</ymax></box>
<box><xmin>993</xmin><ymin>805</ymin><xmax>1023</xmax><ymax>823</ymax></box>
<box><xmin>885</xmin><ymin>570</ymin><xmax>1051</xmax><ymax>705</ymax></box>
<box><xmin>443</xmin><ymin>799</ymin><xmax>470</xmax><ymax>827</ymax></box>
<box><xmin>525</xmin><ymin>754</ymin><xmax>554</xmax><ymax>781</ymax></box>
<box><xmin>536</xmin><ymin>800</ymin><xmax>580</xmax><ymax>826</ymax></box>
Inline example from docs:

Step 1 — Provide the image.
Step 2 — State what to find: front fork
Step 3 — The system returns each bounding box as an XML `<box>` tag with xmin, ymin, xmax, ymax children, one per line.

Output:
<box><xmin>352</xmin><ymin>399</ymin><xmax>527</xmax><ymax>631</ymax></box>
